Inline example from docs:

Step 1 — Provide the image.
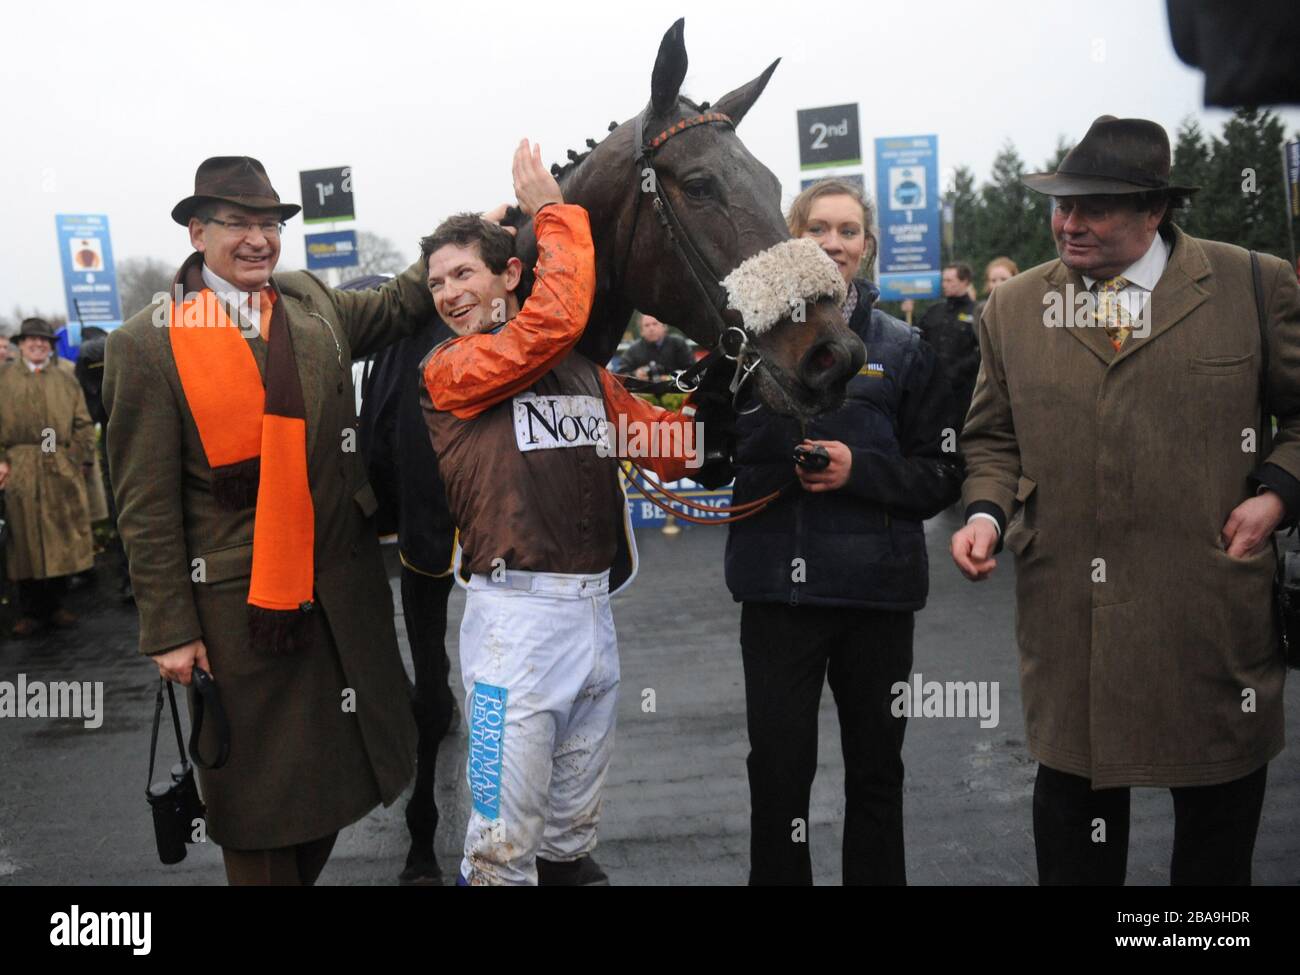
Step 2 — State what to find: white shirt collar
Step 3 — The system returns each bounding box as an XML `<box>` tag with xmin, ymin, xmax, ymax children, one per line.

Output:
<box><xmin>1081</xmin><ymin>231</ymin><xmax>1170</xmax><ymax>292</ymax></box>
<box><xmin>201</xmin><ymin>263</ymin><xmax>261</xmax><ymax>331</ymax></box>
<box><xmin>24</xmin><ymin>358</ymin><xmax>44</xmax><ymax>373</ymax></box>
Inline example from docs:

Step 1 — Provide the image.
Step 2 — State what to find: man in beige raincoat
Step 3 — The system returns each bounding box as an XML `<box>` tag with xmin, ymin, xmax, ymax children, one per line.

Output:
<box><xmin>951</xmin><ymin>116</ymin><xmax>1300</xmax><ymax>885</ymax></box>
<box><xmin>0</xmin><ymin>317</ymin><xmax>96</xmax><ymax>636</ymax></box>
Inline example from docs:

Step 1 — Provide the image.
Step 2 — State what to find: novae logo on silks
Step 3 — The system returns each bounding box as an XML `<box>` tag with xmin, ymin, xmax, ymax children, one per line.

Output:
<box><xmin>512</xmin><ymin>393</ymin><xmax>608</xmax><ymax>453</ymax></box>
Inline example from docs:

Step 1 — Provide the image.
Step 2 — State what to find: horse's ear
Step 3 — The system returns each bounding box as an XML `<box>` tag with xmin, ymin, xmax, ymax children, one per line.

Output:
<box><xmin>651</xmin><ymin>18</ymin><xmax>688</xmax><ymax>117</ymax></box>
<box><xmin>713</xmin><ymin>58</ymin><xmax>780</xmax><ymax>126</ymax></box>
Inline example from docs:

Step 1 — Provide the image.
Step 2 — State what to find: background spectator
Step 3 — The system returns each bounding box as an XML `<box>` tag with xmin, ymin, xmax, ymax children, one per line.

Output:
<box><xmin>621</xmin><ymin>313</ymin><xmax>694</xmax><ymax>381</ymax></box>
<box><xmin>916</xmin><ymin>262</ymin><xmax>981</xmax><ymax>436</ymax></box>
<box><xmin>983</xmin><ymin>256</ymin><xmax>1019</xmax><ymax>294</ymax></box>
<box><xmin>0</xmin><ymin>317</ymin><xmax>96</xmax><ymax>636</ymax></box>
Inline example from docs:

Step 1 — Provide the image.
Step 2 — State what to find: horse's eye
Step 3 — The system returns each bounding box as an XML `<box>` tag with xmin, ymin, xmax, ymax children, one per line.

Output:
<box><xmin>683</xmin><ymin>179</ymin><xmax>713</xmax><ymax>201</ymax></box>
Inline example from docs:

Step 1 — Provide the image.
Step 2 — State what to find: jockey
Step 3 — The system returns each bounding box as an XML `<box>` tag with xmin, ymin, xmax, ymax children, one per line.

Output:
<box><xmin>419</xmin><ymin>139</ymin><xmax>697</xmax><ymax>886</ymax></box>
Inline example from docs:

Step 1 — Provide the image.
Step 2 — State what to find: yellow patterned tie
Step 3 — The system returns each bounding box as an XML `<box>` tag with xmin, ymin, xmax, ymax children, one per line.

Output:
<box><xmin>1094</xmin><ymin>275</ymin><xmax>1132</xmax><ymax>351</ymax></box>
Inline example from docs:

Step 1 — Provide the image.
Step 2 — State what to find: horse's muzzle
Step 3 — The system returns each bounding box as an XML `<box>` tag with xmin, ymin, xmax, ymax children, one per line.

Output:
<box><xmin>798</xmin><ymin>332</ymin><xmax>866</xmax><ymax>395</ymax></box>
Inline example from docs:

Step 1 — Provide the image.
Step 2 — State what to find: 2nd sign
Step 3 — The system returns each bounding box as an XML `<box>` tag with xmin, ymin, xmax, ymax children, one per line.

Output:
<box><xmin>796</xmin><ymin>103</ymin><xmax>862</xmax><ymax>170</ymax></box>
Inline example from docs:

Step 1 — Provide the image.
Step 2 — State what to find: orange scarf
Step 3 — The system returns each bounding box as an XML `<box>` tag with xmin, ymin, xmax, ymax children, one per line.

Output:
<box><xmin>168</xmin><ymin>252</ymin><xmax>315</xmax><ymax>654</ymax></box>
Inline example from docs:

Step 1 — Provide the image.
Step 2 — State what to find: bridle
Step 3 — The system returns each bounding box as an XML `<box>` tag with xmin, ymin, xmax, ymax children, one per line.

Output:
<box><xmin>617</xmin><ymin>107</ymin><xmax>764</xmax><ymax>406</ymax></box>
<box><xmin>615</xmin><ymin>106</ymin><xmax>798</xmax><ymax>524</ymax></box>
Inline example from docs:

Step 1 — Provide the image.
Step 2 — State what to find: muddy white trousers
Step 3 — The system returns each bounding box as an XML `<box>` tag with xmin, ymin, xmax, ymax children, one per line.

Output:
<box><xmin>458</xmin><ymin>568</ymin><xmax>619</xmax><ymax>885</ymax></box>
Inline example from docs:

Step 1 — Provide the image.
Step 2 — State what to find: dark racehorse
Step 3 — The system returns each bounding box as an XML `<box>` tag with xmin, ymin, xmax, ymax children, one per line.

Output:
<box><xmin>360</xmin><ymin>18</ymin><xmax>865</xmax><ymax>884</ymax></box>
<box><xmin>511</xmin><ymin>18</ymin><xmax>865</xmax><ymax>416</ymax></box>
<box><xmin>350</xmin><ymin>276</ymin><xmax>459</xmax><ymax>886</ymax></box>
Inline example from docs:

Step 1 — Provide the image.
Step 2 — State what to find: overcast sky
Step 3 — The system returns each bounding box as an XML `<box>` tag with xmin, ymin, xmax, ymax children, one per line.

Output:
<box><xmin>3</xmin><ymin>0</ymin><xmax>1297</xmax><ymax>316</ymax></box>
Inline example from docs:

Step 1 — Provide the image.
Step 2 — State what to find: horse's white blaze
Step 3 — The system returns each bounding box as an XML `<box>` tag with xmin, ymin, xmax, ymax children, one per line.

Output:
<box><xmin>720</xmin><ymin>238</ymin><xmax>847</xmax><ymax>334</ymax></box>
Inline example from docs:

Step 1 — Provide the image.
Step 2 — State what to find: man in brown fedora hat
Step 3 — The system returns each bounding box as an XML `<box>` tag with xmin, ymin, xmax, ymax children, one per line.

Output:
<box><xmin>950</xmin><ymin>116</ymin><xmax>1300</xmax><ymax>885</ymax></box>
<box><xmin>0</xmin><ymin>317</ymin><xmax>96</xmax><ymax>636</ymax></box>
<box><xmin>103</xmin><ymin>156</ymin><xmax>434</xmax><ymax>884</ymax></box>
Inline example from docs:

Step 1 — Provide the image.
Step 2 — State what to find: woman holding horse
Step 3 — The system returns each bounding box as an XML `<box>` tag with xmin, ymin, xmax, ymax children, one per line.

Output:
<box><xmin>724</xmin><ymin>177</ymin><xmax>962</xmax><ymax>884</ymax></box>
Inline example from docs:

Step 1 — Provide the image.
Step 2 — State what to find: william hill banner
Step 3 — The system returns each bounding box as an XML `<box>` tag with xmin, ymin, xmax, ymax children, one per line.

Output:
<box><xmin>305</xmin><ymin>230</ymin><xmax>358</xmax><ymax>270</ymax></box>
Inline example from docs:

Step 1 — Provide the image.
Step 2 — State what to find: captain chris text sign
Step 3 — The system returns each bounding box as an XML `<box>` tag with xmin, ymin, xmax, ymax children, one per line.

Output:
<box><xmin>55</xmin><ymin>213</ymin><xmax>122</xmax><ymax>342</ymax></box>
<box><xmin>874</xmin><ymin>135</ymin><xmax>941</xmax><ymax>300</ymax></box>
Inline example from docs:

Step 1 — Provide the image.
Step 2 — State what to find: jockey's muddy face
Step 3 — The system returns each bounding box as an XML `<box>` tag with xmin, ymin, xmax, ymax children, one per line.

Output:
<box><xmin>426</xmin><ymin>241</ymin><xmax>523</xmax><ymax>336</ymax></box>
<box><xmin>188</xmin><ymin>203</ymin><xmax>282</xmax><ymax>292</ymax></box>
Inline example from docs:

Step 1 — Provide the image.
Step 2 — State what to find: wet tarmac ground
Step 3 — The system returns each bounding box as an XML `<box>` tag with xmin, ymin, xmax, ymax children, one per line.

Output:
<box><xmin>1</xmin><ymin>508</ymin><xmax>1297</xmax><ymax>885</ymax></box>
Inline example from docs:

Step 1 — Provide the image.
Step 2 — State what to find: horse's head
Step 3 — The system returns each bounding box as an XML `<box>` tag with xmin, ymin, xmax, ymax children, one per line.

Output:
<box><xmin>510</xmin><ymin>19</ymin><xmax>864</xmax><ymax>417</ymax></box>
<box><xmin>552</xmin><ymin>19</ymin><xmax>863</xmax><ymax>418</ymax></box>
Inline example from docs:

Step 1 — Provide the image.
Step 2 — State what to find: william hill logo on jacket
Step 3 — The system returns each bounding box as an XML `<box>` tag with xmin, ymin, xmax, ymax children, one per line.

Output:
<box><xmin>512</xmin><ymin>393</ymin><xmax>607</xmax><ymax>453</ymax></box>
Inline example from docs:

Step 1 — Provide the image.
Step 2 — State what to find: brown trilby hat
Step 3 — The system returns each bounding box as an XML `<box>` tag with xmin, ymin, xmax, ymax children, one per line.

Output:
<box><xmin>16</xmin><ymin>317</ymin><xmax>57</xmax><ymax>341</ymax></box>
<box><xmin>171</xmin><ymin>156</ymin><xmax>302</xmax><ymax>226</ymax></box>
<box><xmin>1022</xmin><ymin>116</ymin><xmax>1200</xmax><ymax>197</ymax></box>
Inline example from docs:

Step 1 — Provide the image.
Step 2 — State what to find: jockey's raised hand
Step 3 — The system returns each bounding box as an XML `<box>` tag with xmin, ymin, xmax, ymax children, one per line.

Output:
<box><xmin>512</xmin><ymin>139</ymin><xmax>564</xmax><ymax>217</ymax></box>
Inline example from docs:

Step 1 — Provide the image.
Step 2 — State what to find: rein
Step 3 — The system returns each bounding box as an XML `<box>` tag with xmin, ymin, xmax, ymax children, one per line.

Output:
<box><xmin>622</xmin><ymin>461</ymin><xmax>795</xmax><ymax>526</ymax></box>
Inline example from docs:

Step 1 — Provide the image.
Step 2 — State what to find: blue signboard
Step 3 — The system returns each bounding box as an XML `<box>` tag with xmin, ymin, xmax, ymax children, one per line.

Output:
<box><xmin>874</xmin><ymin>135</ymin><xmax>941</xmax><ymax>301</ymax></box>
<box><xmin>55</xmin><ymin>213</ymin><xmax>122</xmax><ymax>353</ymax></box>
<box><xmin>305</xmin><ymin>229</ymin><xmax>359</xmax><ymax>270</ymax></box>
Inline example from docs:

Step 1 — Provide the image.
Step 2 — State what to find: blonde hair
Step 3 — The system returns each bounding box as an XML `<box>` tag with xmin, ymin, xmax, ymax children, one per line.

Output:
<box><xmin>786</xmin><ymin>178</ymin><xmax>878</xmax><ymax>278</ymax></box>
<box><xmin>985</xmin><ymin>256</ymin><xmax>1019</xmax><ymax>278</ymax></box>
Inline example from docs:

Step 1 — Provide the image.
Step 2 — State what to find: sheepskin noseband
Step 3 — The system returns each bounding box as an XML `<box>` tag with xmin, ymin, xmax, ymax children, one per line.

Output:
<box><xmin>720</xmin><ymin>239</ymin><xmax>847</xmax><ymax>334</ymax></box>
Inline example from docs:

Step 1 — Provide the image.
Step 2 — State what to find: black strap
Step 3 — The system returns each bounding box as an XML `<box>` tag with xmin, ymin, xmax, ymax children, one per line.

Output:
<box><xmin>1252</xmin><ymin>251</ymin><xmax>1272</xmax><ymax>457</ymax></box>
<box><xmin>188</xmin><ymin>667</ymin><xmax>231</xmax><ymax>770</ymax></box>
<box><xmin>647</xmin><ymin>184</ymin><xmax>732</xmax><ymax>344</ymax></box>
<box><xmin>1249</xmin><ymin>249</ymin><xmax>1295</xmax><ymax>558</ymax></box>
<box><xmin>630</xmin><ymin>108</ymin><xmax>735</xmax><ymax>351</ymax></box>
<box><xmin>615</xmin><ymin>344</ymin><xmax>724</xmax><ymax>395</ymax></box>
<box><xmin>147</xmin><ymin>680</ymin><xmax>188</xmax><ymax>793</ymax></box>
